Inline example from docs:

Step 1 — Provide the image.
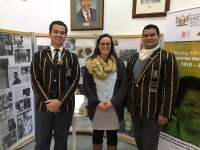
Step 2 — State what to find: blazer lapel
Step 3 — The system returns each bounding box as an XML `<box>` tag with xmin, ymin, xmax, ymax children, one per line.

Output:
<box><xmin>136</xmin><ymin>48</ymin><xmax>161</xmax><ymax>83</ymax></box>
<box><xmin>45</xmin><ymin>47</ymin><xmax>54</xmax><ymax>70</ymax></box>
<box><xmin>129</xmin><ymin>53</ymin><xmax>139</xmax><ymax>83</ymax></box>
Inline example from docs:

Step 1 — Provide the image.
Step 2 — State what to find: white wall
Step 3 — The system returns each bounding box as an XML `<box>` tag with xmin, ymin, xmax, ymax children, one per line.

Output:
<box><xmin>0</xmin><ymin>0</ymin><xmax>200</xmax><ymax>35</ymax></box>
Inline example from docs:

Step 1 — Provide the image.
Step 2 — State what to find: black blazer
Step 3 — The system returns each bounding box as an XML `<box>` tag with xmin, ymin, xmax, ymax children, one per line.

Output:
<box><xmin>127</xmin><ymin>48</ymin><xmax>179</xmax><ymax>119</ymax></box>
<box><xmin>77</xmin><ymin>8</ymin><xmax>96</xmax><ymax>22</ymax></box>
<box><xmin>31</xmin><ymin>47</ymin><xmax>80</xmax><ymax>112</ymax></box>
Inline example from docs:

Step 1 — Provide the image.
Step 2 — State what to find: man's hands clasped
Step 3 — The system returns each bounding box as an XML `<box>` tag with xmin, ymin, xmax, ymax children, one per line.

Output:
<box><xmin>45</xmin><ymin>99</ymin><xmax>62</xmax><ymax>113</ymax></box>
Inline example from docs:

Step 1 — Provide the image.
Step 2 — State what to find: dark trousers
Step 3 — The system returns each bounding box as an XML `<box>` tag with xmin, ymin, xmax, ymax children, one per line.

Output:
<box><xmin>131</xmin><ymin>115</ymin><xmax>160</xmax><ymax>150</ymax></box>
<box><xmin>34</xmin><ymin>110</ymin><xmax>73</xmax><ymax>150</ymax></box>
<box><xmin>93</xmin><ymin>130</ymin><xmax>118</xmax><ymax>146</ymax></box>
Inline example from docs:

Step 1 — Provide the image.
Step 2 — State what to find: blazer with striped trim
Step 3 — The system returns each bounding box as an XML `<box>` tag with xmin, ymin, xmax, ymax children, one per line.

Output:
<box><xmin>31</xmin><ymin>47</ymin><xmax>80</xmax><ymax>112</ymax></box>
<box><xmin>126</xmin><ymin>48</ymin><xmax>179</xmax><ymax>119</ymax></box>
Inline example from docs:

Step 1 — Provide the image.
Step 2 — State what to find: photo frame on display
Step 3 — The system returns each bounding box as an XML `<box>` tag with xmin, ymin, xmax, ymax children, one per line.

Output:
<box><xmin>71</xmin><ymin>0</ymin><xmax>104</xmax><ymax>31</ymax></box>
<box><xmin>132</xmin><ymin>0</ymin><xmax>170</xmax><ymax>18</ymax></box>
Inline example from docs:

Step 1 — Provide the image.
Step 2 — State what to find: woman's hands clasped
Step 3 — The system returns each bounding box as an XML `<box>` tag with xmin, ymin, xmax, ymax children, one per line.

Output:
<box><xmin>97</xmin><ymin>101</ymin><xmax>113</xmax><ymax>112</ymax></box>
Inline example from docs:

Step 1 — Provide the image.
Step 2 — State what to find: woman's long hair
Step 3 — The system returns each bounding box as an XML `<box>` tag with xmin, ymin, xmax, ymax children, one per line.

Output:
<box><xmin>89</xmin><ymin>34</ymin><xmax>117</xmax><ymax>60</ymax></box>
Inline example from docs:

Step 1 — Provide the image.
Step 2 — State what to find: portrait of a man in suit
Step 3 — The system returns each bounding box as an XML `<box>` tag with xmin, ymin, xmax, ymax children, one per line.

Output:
<box><xmin>77</xmin><ymin>0</ymin><xmax>96</xmax><ymax>22</ymax></box>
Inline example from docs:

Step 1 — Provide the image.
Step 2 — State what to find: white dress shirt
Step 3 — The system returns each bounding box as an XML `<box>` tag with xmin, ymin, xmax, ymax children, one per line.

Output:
<box><xmin>50</xmin><ymin>45</ymin><xmax>63</xmax><ymax>60</ymax></box>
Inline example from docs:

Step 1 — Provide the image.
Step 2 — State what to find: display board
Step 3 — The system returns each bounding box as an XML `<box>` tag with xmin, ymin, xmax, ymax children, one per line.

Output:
<box><xmin>0</xmin><ymin>29</ymin><xmax>34</xmax><ymax>150</ymax></box>
<box><xmin>158</xmin><ymin>6</ymin><xmax>200</xmax><ymax>150</ymax></box>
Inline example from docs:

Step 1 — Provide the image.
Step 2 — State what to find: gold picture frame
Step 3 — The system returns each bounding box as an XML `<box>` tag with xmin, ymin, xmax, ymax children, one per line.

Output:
<box><xmin>132</xmin><ymin>0</ymin><xmax>170</xmax><ymax>18</ymax></box>
<box><xmin>71</xmin><ymin>0</ymin><xmax>104</xmax><ymax>31</ymax></box>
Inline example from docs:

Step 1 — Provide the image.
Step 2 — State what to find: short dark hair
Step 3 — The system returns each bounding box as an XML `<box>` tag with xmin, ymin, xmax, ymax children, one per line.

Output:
<box><xmin>90</xmin><ymin>34</ymin><xmax>117</xmax><ymax>60</ymax></box>
<box><xmin>49</xmin><ymin>20</ymin><xmax>68</xmax><ymax>34</ymax></box>
<box><xmin>175</xmin><ymin>76</ymin><xmax>200</xmax><ymax>108</ymax></box>
<box><xmin>142</xmin><ymin>24</ymin><xmax>160</xmax><ymax>36</ymax></box>
<box><xmin>14</xmin><ymin>72</ymin><xmax>18</xmax><ymax>75</ymax></box>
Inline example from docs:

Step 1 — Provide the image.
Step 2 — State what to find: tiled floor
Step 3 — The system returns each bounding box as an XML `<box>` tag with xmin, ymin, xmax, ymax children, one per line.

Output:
<box><xmin>18</xmin><ymin>134</ymin><xmax>138</xmax><ymax>150</ymax></box>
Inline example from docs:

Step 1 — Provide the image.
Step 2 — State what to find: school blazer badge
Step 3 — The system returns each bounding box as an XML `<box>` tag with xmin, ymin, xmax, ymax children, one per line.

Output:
<box><xmin>66</xmin><ymin>68</ymin><xmax>72</xmax><ymax>76</ymax></box>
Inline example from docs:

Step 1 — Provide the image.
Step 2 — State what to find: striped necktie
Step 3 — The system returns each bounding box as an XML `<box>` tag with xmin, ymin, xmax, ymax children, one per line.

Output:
<box><xmin>86</xmin><ymin>12</ymin><xmax>91</xmax><ymax>22</ymax></box>
<box><xmin>53</xmin><ymin>49</ymin><xmax>60</xmax><ymax>71</ymax></box>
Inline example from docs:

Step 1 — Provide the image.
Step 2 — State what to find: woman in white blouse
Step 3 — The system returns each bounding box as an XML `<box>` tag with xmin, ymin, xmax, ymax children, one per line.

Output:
<box><xmin>83</xmin><ymin>34</ymin><xmax>128</xmax><ymax>150</ymax></box>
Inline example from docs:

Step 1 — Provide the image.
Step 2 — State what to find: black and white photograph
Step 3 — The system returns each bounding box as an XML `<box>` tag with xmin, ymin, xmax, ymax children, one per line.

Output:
<box><xmin>113</xmin><ymin>39</ymin><xmax>119</xmax><ymax>46</ymax></box>
<box><xmin>14</xmin><ymin>49</ymin><xmax>31</xmax><ymax>63</ymax></box>
<box><xmin>17</xmin><ymin>110</ymin><xmax>33</xmax><ymax>140</ymax></box>
<box><xmin>64</xmin><ymin>39</ymin><xmax>75</xmax><ymax>51</ymax></box>
<box><xmin>0</xmin><ymin>91</ymin><xmax>13</xmax><ymax>123</ymax></box>
<box><xmin>119</xmin><ymin>49</ymin><xmax>137</xmax><ymax>61</ymax></box>
<box><xmin>15</xmin><ymin>99</ymin><xmax>24</xmax><ymax>114</ymax></box>
<box><xmin>23</xmin><ymin>88</ymin><xmax>30</xmax><ymax>98</ymax></box>
<box><xmin>8</xmin><ymin>66</ymin><xmax>21</xmax><ymax>87</ymax></box>
<box><xmin>8</xmin><ymin>118</ymin><xmax>16</xmax><ymax>132</ymax></box>
<box><xmin>79</xmin><ymin>58</ymin><xmax>87</xmax><ymax>78</ymax></box>
<box><xmin>0</xmin><ymin>103</ymin><xmax>13</xmax><ymax>123</ymax></box>
<box><xmin>1</xmin><ymin>130</ymin><xmax>17</xmax><ymax>150</ymax></box>
<box><xmin>84</xmin><ymin>47</ymin><xmax>93</xmax><ymax>58</ymax></box>
<box><xmin>80</xmin><ymin>65</ymin><xmax>86</xmax><ymax>77</ymax></box>
<box><xmin>0</xmin><ymin>117</ymin><xmax>16</xmax><ymax>137</ymax></box>
<box><xmin>141</xmin><ymin>0</ymin><xmax>161</xmax><ymax>4</ymax></box>
<box><xmin>13</xmin><ymin>34</ymin><xmax>30</xmax><ymax>49</ymax></box>
<box><xmin>14</xmin><ymin>84</ymin><xmax>31</xmax><ymax>101</ymax></box>
<box><xmin>77</xmin><ymin>84</ymin><xmax>84</xmax><ymax>95</ymax></box>
<box><xmin>15</xmin><ymin>98</ymin><xmax>31</xmax><ymax>114</ymax></box>
<box><xmin>13</xmin><ymin>35</ymin><xmax>23</xmax><ymax>48</ymax></box>
<box><xmin>76</xmin><ymin>46</ymin><xmax>93</xmax><ymax>58</ymax></box>
<box><xmin>21</xmin><ymin>66</ymin><xmax>30</xmax><ymax>75</ymax></box>
<box><xmin>0</xmin><ymin>58</ymin><xmax>9</xmax><ymax>90</ymax></box>
<box><xmin>0</xmin><ymin>33</ymin><xmax>13</xmax><ymax>56</ymax></box>
<box><xmin>10</xmin><ymin>130</ymin><xmax>17</xmax><ymax>145</ymax></box>
<box><xmin>76</xmin><ymin>46</ymin><xmax>84</xmax><ymax>58</ymax></box>
<box><xmin>24</xmin><ymin>98</ymin><xmax>31</xmax><ymax>110</ymax></box>
<box><xmin>37</xmin><ymin>45</ymin><xmax>48</xmax><ymax>52</ymax></box>
<box><xmin>0</xmin><ymin>91</ymin><xmax>13</xmax><ymax>107</ymax></box>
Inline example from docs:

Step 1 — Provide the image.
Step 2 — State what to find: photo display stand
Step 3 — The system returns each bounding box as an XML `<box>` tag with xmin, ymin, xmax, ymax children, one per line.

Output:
<box><xmin>0</xmin><ymin>28</ymin><xmax>35</xmax><ymax>150</ymax></box>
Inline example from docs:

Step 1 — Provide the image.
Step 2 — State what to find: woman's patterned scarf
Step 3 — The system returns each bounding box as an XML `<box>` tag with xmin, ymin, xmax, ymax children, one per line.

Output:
<box><xmin>86</xmin><ymin>55</ymin><xmax>117</xmax><ymax>80</ymax></box>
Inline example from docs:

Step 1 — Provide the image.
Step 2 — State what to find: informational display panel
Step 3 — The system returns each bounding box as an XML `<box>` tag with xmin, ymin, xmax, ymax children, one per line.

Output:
<box><xmin>158</xmin><ymin>6</ymin><xmax>200</xmax><ymax>150</ymax></box>
<box><xmin>0</xmin><ymin>29</ymin><xmax>34</xmax><ymax>150</ymax></box>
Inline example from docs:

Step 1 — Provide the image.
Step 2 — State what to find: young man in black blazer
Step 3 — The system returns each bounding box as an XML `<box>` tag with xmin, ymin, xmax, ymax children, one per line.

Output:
<box><xmin>31</xmin><ymin>20</ymin><xmax>80</xmax><ymax>150</ymax></box>
<box><xmin>127</xmin><ymin>24</ymin><xmax>179</xmax><ymax>150</ymax></box>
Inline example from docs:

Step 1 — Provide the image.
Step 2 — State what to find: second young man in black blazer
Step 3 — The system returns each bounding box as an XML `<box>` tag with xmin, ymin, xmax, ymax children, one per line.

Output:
<box><xmin>127</xmin><ymin>24</ymin><xmax>179</xmax><ymax>150</ymax></box>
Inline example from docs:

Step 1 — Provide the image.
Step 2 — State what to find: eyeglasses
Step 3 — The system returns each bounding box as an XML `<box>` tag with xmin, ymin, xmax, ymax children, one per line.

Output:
<box><xmin>99</xmin><ymin>43</ymin><xmax>111</xmax><ymax>46</ymax></box>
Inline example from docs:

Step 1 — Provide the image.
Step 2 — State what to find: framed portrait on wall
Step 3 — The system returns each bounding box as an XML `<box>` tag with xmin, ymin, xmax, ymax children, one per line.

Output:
<box><xmin>132</xmin><ymin>0</ymin><xmax>170</xmax><ymax>18</ymax></box>
<box><xmin>71</xmin><ymin>0</ymin><xmax>104</xmax><ymax>31</ymax></box>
